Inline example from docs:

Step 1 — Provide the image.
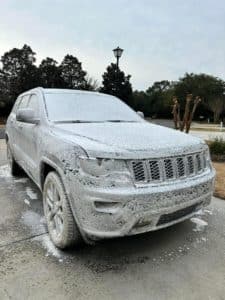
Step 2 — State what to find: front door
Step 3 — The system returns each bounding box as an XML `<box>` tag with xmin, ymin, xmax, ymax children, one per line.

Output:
<box><xmin>13</xmin><ymin>94</ymin><xmax>31</xmax><ymax>168</ymax></box>
<box><xmin>18</xmin><ymin>94</ymin><xmax>40</xmax><ymax>180</ymax></box>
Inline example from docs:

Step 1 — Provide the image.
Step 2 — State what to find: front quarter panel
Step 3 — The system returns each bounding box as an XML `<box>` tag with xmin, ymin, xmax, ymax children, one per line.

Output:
<box><xmin>39</xmin><ymin>128</ymin><xmax>87</xmax><ymax>187</ymax></box>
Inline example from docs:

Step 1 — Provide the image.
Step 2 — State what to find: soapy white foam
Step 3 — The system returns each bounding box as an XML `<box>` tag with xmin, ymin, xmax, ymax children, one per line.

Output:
<box><xmin>195</xmin><ymin>209</ymin><xmax>204</xmax><ymax>216</ymax></box>
<box><xmin>0</xmin><ymin>164</ymin><xmax>11</xmax><ymax>177</ymax></box>
<box><xmin>191</xmin><ymin>217</ymin><xmax>208</xmax><ymax>232</ymax></box>
<box><xmin>24</xmin><ymin>199</ymin><xmax>30</xmax><ymax>206</ymax></box>
<box><xmin>22</xmin><ymin>210</ymin><xmax>46</xmax><ymax>234</ymax></box>
<box><xmin>40</xmin><ymin>216</ymin><xmax>47</xmax><ymax>225</ymax></box>
<box><xmin>26</xmin><ymin>187</ymin><xmax>38</xmax><ymax>200</ymax></box>
<box><xmin>15</xmin><ymin>178</ymin><xmax>28</xmax><ymax>183</ymax></box>
<box><xmin>35</xmin><ymin>234</ymin><xmax>64</xmax><ymax>260</ymax></box>
<box><xmin>0</xmin><ymin>164</ymin><xmax>28</xmax><ymax>182</ymax></box>
<box><xmin>22</xmin><ymin>210</ymin><xmax>64</xmax><ymax>261</ymax></box>
<box><xmin>204</xmin><ymin>209</ymin><xmax>213</xmax><ymax>215</ymax></box>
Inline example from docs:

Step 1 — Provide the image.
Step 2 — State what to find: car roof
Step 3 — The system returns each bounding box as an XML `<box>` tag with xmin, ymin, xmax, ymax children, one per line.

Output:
<box><xmin>19</xmin><ymin>87</ymin><xmax>110</xmax><ymax>98</ymax></box>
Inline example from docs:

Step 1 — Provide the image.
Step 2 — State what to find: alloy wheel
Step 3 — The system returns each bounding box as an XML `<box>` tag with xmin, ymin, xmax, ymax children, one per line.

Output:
<box><xmin>44</xmin><ymin>180</ymin><xmax>64</xmax><ymax>238</ymax></box>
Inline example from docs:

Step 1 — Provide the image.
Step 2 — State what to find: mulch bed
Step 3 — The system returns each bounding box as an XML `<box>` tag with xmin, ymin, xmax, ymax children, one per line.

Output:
<box><xmin>211</xmin><ymin>154</ymin><xmax>225</xmax><ymax>162</ymax></box>
<box><xmin>212</xmin><ymin>162</ymin><xmax>225</xmax><ymax>200</ymax></box>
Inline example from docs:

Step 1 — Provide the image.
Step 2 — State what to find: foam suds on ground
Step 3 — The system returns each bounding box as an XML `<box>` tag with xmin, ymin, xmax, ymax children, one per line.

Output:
<box><xmin>26</xmin><ymin>186</ymin><xmax>38</xmax><ymax>200</ymax></box>
<box><xmin>34</xmin><ymin>234</ymin><xmax>64</xmax><ymax>261</ymax></box>
<box><xmin>24</xmin><ymin>198</ymin><xmax>31</xmax><ymax>206</ymax></box>
<box><xmin>195</xmin><ymin>209</ymin><xmax>204</xmax><ymax>216</ymax></box>
<box><xmin>22</xmin><ymin>210</ymin><xmax>65</xmax><ymax>262</ymax></box>
<box><xmin>0</xmin><ymin>164</ymin><xmax>11</xmax><ymax>177</ymax></box>
<box><xmin>21</xmin><ymin>210</ymin><xmax>46</xmax><ymax>235</ymax></box>
<box><xmin>15</xmin><ymin>178</ymin><xmax>28</xmax><ymax>183</ymax></box>
<box><xmin>190</xmin><ymin>217</ymin><xmax>208</xmax><ymax>232</ymax></box>
<box><xmin>0</xmin><ymin>164</ymin><xmax>64</xmax><ymax>262</ymax></box>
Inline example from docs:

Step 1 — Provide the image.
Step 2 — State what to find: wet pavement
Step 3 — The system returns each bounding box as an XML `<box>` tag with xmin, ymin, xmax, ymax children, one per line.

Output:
<box><xmin>0</xmin><ymin>141</ymin><xmax>225</xmax><ymax>299</ymax></box>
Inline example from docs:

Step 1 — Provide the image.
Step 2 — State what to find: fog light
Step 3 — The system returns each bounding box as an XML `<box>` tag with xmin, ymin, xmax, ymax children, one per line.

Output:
<box><xmin>136</xmin><ymin>216</ymin><xmax>152</xmax><ymax>227</ymax></box>
<box><xmin>94</xmin><ymin>201</ymin><xmax>120</xmax><ymax>213</ymax></box>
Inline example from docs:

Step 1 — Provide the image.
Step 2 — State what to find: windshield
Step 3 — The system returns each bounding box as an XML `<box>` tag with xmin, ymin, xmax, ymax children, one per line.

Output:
<box><xmin>44</xmin><ymin>92</ymin><xmax>142</xmax><ymax>123</ymax></box>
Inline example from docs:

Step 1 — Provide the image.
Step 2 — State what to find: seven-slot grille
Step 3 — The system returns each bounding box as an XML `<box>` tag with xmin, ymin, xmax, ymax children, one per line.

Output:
<box><xmin>130</xmin><ymin>152</ymin><xmax>207</xmax><ymax>184</ymax></box>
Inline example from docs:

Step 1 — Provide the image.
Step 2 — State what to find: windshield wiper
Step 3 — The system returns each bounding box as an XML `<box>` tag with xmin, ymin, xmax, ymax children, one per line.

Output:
<box><xmin>54</xmin><ymin>120</ymin><xmax>100</xmax><ymax>124</ymax></box>
<box><xmin>54</xmin><ymin>120</ymin><xmax>138</xmax><ymax>124</ymax></box>
<box><xmin>104</xmin><ymin>120</ymin><xmax>138</xmax><ymax>123</ymax></box>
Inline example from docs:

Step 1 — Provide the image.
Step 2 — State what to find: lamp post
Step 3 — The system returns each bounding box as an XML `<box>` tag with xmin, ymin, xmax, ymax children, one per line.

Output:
<box><xmin>113</xmin><ymin>46</ymin><xmax>123</xmax><ymax>96</ymax></box>
<box><xmin>113</xmin><ymin>46</ymin><xmax>123</xmax><ymax>71</ymax></box>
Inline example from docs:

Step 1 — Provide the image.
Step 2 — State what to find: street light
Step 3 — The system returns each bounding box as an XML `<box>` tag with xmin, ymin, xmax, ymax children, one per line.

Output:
<box><xmin>113</xmin><ymin>46</ymin><xmax>123</xmax><ymax>70</ymax></box>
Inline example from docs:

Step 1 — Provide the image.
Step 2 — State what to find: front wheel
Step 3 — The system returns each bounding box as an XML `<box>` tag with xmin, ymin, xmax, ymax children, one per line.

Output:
<box><xmin>7</xmin><ymin>142</ymin><xmax>21</xmax><ymax>176</ymax></box>
<box><xmin>43</xmin><ymin>171</ymin><xmax>82</xmax><ymax>249</ymax></box>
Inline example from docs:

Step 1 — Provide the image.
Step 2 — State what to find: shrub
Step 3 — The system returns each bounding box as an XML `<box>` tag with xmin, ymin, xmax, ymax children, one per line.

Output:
<box><xmin>208</xmin><ymin>138</ymin><xmax>225</xmax><ymax>156</ymax></box>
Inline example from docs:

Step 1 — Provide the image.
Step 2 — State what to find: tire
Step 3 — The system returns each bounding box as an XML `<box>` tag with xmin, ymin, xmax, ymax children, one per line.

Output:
<box><xmin>7</xmin><ymin>142</ymin><xmax>22</xmax><ymax>176</ymax></box>
<box><xmin>43</xmin><ymin>171</ymin><xmax>82</xmax><ymax>249</ymax></box>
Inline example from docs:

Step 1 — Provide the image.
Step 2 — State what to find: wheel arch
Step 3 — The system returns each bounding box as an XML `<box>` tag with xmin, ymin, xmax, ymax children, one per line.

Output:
<box><xmin>40</xmin><ymin>159</ymin><xmax>63</xmax><ymax>190</ymax></box>
<box><xmin>40</xmin><ymin>158</ymin><xmax>87</xmax><ymax>244</ymax></box>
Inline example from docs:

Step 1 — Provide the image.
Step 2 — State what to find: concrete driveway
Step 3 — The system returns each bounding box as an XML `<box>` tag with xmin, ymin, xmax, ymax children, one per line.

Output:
<box><xmin>0</xmin><ymin>140</ymin><xmax>225</xmax><ymax>300</ymax></box>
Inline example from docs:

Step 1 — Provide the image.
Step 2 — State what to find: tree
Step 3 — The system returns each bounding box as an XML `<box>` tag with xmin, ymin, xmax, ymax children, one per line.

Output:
<box><xmin>0</xmin><ymin>70</ymin><xmax>10</xmax><ymax>115</ymax></box>
<box><xmin>100</xmin><ymin>63</ymin><xmax>133</xmax><ymax>105</ymax></box>
<box><xmin>174</xmin><ymin>73</ymin><xmax>225</xmax><ymax>122</ymax></box>
<box><xmin>85</xmin><ymin>75</ymin><xmax>99</xmax><ymax>91</ymax></box>
<box><xmin>39</xmin><ymin>57</ymin><xmax>63</xmax><ymax>88</ymax></box>
<box><xmin>172</xmin><ymin>94</ymin><xmax>201</xmax><ymax>133</ymax></box>
<box><xmin>145</xmin><ymin>80</ymin><xmax>173</xmax><ymax>117</ymax></box>
<box><xmin>59</xmin><ymin>55</ymin><xmax>88</xmax><ymax>89</ymax></box>
<box><xmin>132</xmin><ymin>90</ymin><xmax>150</xmax><ymax>115</ymax></box>
<box><xmin>0</xmin><ymin>44</ymin><xmax>40</xmax><ymax>113</ymax></box>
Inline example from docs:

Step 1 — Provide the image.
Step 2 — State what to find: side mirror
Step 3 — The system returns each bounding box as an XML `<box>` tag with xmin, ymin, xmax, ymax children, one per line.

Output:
<box><xmin>16</xmin><ymin>109</ymin><xmax>40</xmax><ymax>124</ymax></box>
<box><xmin>137</xmin><ymin>111</ymin><xmax>144</xmax><ymax>119</ymax></box>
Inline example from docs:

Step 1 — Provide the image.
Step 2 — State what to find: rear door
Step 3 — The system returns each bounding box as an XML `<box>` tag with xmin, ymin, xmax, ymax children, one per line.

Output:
<box><xmin>6</xmin><ymin>96</ymin><xmax>22</xmax><ymax>151</ymax></box>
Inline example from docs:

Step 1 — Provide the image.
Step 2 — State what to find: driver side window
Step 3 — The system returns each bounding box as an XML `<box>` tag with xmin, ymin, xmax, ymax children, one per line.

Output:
<box><xmin>27</xmin><ymin>94</ymin><xmax>39</xmax><ymax>117</ymax></box>
<box><xmin>17</xmin><ymin>95</ymin><xmax>30</xmax><ymax>110</ymax></box>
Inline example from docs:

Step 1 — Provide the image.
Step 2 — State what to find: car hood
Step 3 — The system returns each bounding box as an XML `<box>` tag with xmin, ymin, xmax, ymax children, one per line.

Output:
<box><xmin>52</xmin><ymin>122</ymin><xmax>206</xmax><ymax>159</ymax></box>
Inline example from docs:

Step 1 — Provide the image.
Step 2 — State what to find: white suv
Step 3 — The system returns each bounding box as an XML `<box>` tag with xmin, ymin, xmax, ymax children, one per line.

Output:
<box><xmin>5</xmin><ymin>88</ymin><xmax>215</xmax><ymax>249</ymax></box>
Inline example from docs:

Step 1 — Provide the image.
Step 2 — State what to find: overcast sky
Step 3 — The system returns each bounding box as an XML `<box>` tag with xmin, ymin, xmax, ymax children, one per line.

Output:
<box><xmin>1</xmin><ymin>0</ymin><xmax>225</xmax><ymax>90</ymax></box>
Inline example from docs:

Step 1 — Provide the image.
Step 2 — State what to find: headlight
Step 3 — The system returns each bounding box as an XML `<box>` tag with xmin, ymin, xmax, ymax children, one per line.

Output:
<box><xmin>78</xmin><ymin>157</ymin><xmax>129</xmax><ymax>178</ymax></box>
<box><xmin>205</xmin><ymin>148</ymin><xmax>212</xmax><ymax>168</ymax></box>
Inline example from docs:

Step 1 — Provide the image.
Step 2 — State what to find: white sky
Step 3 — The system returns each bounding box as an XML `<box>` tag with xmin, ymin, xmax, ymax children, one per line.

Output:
<box><xmin>1</xmin><ymin>0</ymin><xmax>225</xmax><ymax>90</ymax></box>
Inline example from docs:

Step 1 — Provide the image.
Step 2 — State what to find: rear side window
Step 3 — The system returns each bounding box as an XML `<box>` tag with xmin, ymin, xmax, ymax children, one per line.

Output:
<box><xmin>17</xmin><ymin>95</ymin><xmax>30</xmax><ymax>109</ymax></box>
<box><xmin>11</xmin><ymin>97</ymin><xmax>21</xmax><ymax>113</ymax></box>
<box><xmin>27</xmin><ymin>94</ymin><xmax>39</xmax><ymax>116</ymax></box>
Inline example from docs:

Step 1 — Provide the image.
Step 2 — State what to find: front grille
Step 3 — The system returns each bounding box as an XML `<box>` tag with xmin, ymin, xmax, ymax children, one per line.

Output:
<box><xmin>131</xmin><ymin>161</ymin><xmax>146</xmax><ymax>182</ymax></box>
<box><xmin>187</xmin><ymin>156</ymin><xmax>194</xmax><ymax>174</ymax></box>
<box><xmin>157</xmin><ymin>203</ymin><xmax>200</xmax><ymax>226</ymax></box>
<box><xmin>177</xmin><ymin>157</ymin><xmax>185</xmax><ymax>177</ymax></box>
<box><xmin>164</xmin><ymin>159</ymin><xmax>174</xmax><ymax>179</ymax></box>
<box><xmin>149</xmin><ymin>161</ymin><xmax>160</xmax><ymax>181</ymax></box>
<box><xmin>130</xmin><ymin>151</ymin><xmax>208</xmax><ymax>184</ymax></box>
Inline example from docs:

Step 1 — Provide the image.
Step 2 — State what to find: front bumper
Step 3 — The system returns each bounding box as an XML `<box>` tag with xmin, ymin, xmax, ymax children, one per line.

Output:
<box><xmin>68</xmin><ymin>169</ymin><xmax>215</xmax><ymax>240</ymax></box>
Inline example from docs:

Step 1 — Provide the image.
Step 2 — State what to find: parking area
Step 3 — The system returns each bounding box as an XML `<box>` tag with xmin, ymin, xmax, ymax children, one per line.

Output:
<box><xmin>0</xmin><ymin>139</ymin><xmax>225</xmax><ymax>299</ymax></box>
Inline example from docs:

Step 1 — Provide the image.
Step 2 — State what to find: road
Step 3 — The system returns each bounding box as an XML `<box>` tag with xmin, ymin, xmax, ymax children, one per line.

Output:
<box><xmin>0</xmin><ymin>140</ymin><xmax>225</xmax><ymax>299</ymax></box>
<box><xmin>190</xmin><ymin>130</ymin><xmax>225</xmax><ymax>141</ymax></box>
<box><xmin>0</xmin><ymin>126</ymin><xmax>5</xmax><ymax>139</ymax></box>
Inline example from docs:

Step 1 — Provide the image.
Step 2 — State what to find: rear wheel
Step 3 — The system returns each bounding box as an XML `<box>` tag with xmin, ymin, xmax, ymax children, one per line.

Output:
<box><xmin>7</xmin><ymin>142</ymin><xmax>21</xmax><ymax>176</ymax></box>
<box><xmin>43</xmin><ymin>171</ymin><xmax>82</xmax><ymax>249</ymax></box>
